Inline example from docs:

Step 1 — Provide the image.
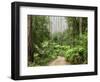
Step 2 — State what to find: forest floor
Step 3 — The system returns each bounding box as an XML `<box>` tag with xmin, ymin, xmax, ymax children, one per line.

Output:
<box><xmin>48</xmin><ymin>56</ymin><xmax>70</xmax><ymax>66</ymax></box>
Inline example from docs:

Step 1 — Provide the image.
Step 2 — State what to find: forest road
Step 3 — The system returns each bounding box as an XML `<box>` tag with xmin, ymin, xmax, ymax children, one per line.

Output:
<box><xmin>48</xmin><ymin>56</ymin><xmax>70</xmax><ymax>66</ymax></box>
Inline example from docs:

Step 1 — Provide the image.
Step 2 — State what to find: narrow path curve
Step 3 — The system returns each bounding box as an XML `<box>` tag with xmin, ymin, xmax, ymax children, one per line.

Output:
<box><xmin>48</xmin><ymin>56</ymin><xmax>70</xmax><ymax>66</ymax></box>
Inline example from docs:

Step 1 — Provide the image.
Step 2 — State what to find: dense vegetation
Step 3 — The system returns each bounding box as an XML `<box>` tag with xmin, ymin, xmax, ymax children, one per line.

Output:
<box><xmin>28</xmin><ymin>15</ymin><xmax>88</xmax><ymax>66</ymax></box>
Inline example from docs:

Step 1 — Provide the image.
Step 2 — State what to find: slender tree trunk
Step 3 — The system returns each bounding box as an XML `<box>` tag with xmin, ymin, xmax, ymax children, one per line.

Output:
<box><xmin>28</xmin><ymin>15</ymin><xmax>33</xmax><ymax>63</ymax></box>
<box><xmin>50</xmin><ymin>16</ymin><xmax>52</xmax><ymax>39</ymax></box>
<box><xmin>79</xmin><ymin>17</ymin><xmax>82</xmax><ymax>37</ymax></box>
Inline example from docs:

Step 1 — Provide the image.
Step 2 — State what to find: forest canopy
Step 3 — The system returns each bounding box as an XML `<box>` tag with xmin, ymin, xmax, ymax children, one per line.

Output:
<box><xmin>28</xmin><ymin>15</ymin><xmax>88</xmax><ymax>66</ymax></box>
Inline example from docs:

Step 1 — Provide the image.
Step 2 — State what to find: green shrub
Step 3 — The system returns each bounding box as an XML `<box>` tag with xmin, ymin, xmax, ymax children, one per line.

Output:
<box><xmin>64</xmin><ymin>45</ymin><xmax>87</xmax><ymax>64</ymax></box>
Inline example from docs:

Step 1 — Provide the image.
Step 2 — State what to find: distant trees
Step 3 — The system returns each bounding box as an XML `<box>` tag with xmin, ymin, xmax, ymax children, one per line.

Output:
<box><xmin>65</xmin><ymin>17</ymin><xmax>87</xmax><ymax>47</ymax></box>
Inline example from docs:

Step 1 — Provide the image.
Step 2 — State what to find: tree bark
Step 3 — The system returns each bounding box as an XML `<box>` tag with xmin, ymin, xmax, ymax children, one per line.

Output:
<box><xmin>28</xmin><ymin>15</ymin><xmax>33</xmax><ymax>62</ymax></box>
<box><xmin>79</xmin><ymin>17</ymin><xmax>82</xmax><ymax>37</ymax></box>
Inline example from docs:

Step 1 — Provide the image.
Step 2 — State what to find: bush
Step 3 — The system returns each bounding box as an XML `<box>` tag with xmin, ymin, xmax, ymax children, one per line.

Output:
<box><xmin>64</xmin><ymin>45</ymin><xmax>87</xmax><ymax>64</ymax></box>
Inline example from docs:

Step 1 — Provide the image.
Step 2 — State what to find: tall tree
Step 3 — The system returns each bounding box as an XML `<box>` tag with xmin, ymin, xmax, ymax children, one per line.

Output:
<box><xmin>79</xmin><ymin>17</ymin><xmax>82</xmax><ymax>37</ymax></box>
<box><xmin>28</xmin><ymin>15</ymin><xmax>33</xmax><ymax>62</ymax></box>
<box><xmin>28</xmin><ymin>15</ymin><xmax>50</xmax><ymax>63</ymax></box>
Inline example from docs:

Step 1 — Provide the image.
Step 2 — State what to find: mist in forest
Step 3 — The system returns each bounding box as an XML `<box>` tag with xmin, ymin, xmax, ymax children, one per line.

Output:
<box><xmin>49</xmin><ymin>16</ymin><xmax>68</xmax><ymax>33</ymax></box>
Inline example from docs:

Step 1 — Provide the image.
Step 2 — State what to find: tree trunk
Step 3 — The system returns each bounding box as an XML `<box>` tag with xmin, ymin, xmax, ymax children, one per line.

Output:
<box><xmin>79</xmin><ymin>17</ymin><xmax>82</xmax><ymax>37</ymax></box>
<box><xmin>28</xmin><ymin>15</ymin><xmax>33</xmax><ymax>62</ymax></box>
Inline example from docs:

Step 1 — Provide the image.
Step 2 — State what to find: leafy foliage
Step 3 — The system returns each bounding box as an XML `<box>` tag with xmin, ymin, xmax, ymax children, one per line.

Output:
<box><xmin>28</xmin><ymin>16</ymin><xmax>88</xmax><ymax>66</ymax></box>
